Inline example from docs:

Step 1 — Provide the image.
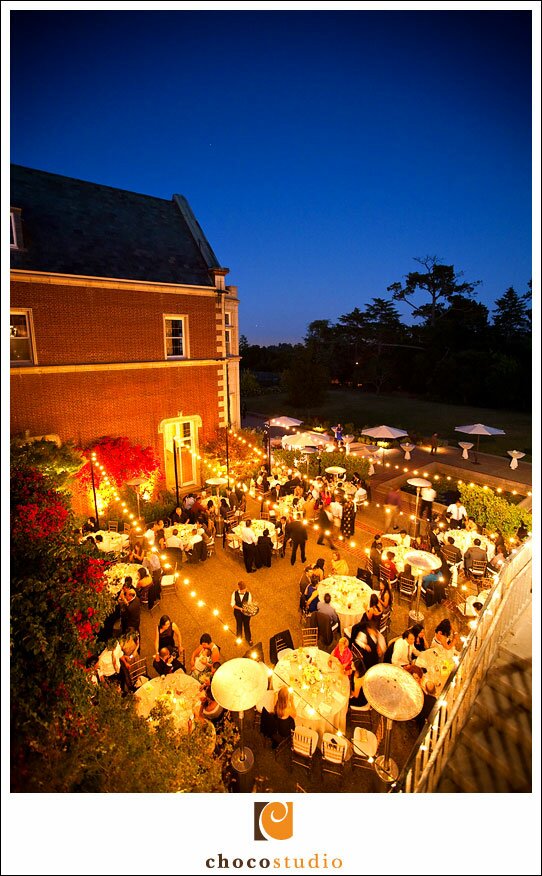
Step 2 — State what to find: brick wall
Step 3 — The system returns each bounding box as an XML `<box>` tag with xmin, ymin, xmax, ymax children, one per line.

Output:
<box><xmin>10</xmin><ymin>280</ymin><xmax>218</xmax><ymax>365</ymax></box>
<box><xmin>11</xmin><ymin>364</ymin><xmax>220</xmax><ymax>450</ymax></box>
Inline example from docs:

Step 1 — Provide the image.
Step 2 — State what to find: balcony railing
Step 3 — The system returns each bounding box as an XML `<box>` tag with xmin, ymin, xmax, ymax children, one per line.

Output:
<box><xmin>391</xmin><ymin>538</ymin><xmax>532</xmax><ymax>793</ymax></box>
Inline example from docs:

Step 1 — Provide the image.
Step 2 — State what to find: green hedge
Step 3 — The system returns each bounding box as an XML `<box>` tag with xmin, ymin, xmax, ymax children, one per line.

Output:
<box><xmin>459</xmin><ymin>483</ymin><xmax>532</xmax><ymax>539</ymax></box>
<box><xmin>272</xmin><ymin>449</ymin><xmax>370</xmax><ymax>480</ymax></box>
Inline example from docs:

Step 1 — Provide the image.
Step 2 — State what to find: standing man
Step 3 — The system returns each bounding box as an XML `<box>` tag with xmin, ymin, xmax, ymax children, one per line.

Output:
<box><xmin>446</xmin><ymin>498</ymin><xmax>467</xmax><ymax>529</ymax></box>
<box><xmin>286</xmin><ymin>515</ymin><xmax>308</xmax><ymax>566</ymax></box>
<box><xmin>240</xmin><ymin>519</ymin><xmax>258</xmax><ymax>573</ymax></box>
<box><xmin>316</xmin><ymin>505</ymin><xmax>336</xmax><ymax>549</ymax></box>
<box><xmin>386</xmin><ymin>487</ymin><xmax>403</xmax><ymax>531</ymax></box>
<box><xmin>231</xmin><ymin>581</ymin><xmax>254</xmax><ymax>645</ymax></box>
<box><xmin>430</xmin><ymin>433</ymin><xmax>439</xmax><ymax>455</ymax></box>
<box><xmin>420</xmin><ymin>484</ymin><xmax>437</xmax><ymax>520</ymax></box>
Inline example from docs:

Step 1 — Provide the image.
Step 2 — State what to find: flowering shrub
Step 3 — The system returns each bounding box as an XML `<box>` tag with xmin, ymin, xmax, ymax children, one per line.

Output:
<box><xmin>459</xmin><ymin>483</ymin><xmax>532</xmax><ymax>539</ymax></box>
<box><xmin>77</xmin><ymin>436</ymin><xmax>161</xmax><ymax>490</ymax></box>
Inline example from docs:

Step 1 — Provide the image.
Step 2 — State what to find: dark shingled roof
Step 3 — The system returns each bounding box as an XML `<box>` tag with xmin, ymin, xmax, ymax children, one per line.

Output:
<box><xmin>10</xmin><ymin>164</ymin><xmax>220</xmax><ymax>286</ymax></box>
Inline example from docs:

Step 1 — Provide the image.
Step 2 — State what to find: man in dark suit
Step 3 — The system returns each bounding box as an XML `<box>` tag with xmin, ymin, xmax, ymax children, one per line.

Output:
<box><xmin>286</xmin><ymin>516</ymin><xmax>308</xmax><ymax>565</ymax></box>
<box><xmin>464</xmin><ymin>538</ymin><xmax>488</xmax><ymax>575</ymax></box>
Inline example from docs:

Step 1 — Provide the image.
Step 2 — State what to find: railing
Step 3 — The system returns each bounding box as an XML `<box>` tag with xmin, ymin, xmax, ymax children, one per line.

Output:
<box><xmin>391</xmin><ymin>538</ymin><xmax>532</xmax><ymax>793</ymax></box>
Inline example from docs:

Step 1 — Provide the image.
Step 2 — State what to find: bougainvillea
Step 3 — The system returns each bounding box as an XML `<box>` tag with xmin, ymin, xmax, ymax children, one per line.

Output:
<box><xmin>77</xmin><ymin>436</ymin><xmax>161</xmax><ymax>490</ymax></box>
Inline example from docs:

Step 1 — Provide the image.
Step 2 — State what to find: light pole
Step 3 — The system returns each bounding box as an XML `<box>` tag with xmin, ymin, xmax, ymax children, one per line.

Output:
<box><xmin>263</xmin><ymin>422</ymin><xmax>271</xmax><ymax>473</ymax></box>
<box><xmin>172</xmin><ymin>437</ymin><xmax>180</xmax><ymax>505</ymax></box>
<box><xmin>126</xmin><ymin>477</ymin><xmax>145</xmax><ymax>520</ymax></box>
<box><xmin>89</xmin><ymin>456</ymin><xmax>101</xmax><ymax>529</ymax></box>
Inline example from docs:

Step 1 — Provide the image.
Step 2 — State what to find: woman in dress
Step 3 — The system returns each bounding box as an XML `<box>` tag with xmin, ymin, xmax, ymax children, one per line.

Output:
<box><xmin>311</xmin><ymin>557</ymin><xmax>326</xmax><ymax>582</ymax></box>
<box><xmin>331</xmin><ymin>637</ymin><xmax>353</xmax><ymax>675</ymax></box>
<box><xmin>273</xmin><ymin>685</ymin><xmax>296</xmax><ymax>743</ymax></box>
<box><xmin>340</xmin><ymin>497</ymin><xmax>356</xmax><ymax>538</ymax></box>
<box><xmin>378</xmin><ymin>577</ymin><xmax>393</xmax><ymax>613</ymax></box>
<box><xmin>349</xmin><ymin>659</ymin><xmax>369</xmax><ymax>707</ymax></box>
<box><xmin>330</xmin><ymin>551</ymin><xmax>349</xmax><ymax>576</ymax></box>
<box><xmin>303</xmin><ymin>574</ymin><xmax>321</xmax><ymax>614</ymax></box>
<box><xmin>369</xmin><ymin>535</ymin><xmax>382</xmax><ymax>580</ymax></box>
<box><xmin>360</xmin><ymin>593</ymin><xmax>382</xmax><ymax>625</ymax></box>
<box><xmin>129</xmin><ymin>540</ymin><xmax>145</xmax><ymax>565</ymax></box>
<box><xmin>153</xmin><ymin>614</ymin><xmax>182</xmax><ymax>662</ymax></box>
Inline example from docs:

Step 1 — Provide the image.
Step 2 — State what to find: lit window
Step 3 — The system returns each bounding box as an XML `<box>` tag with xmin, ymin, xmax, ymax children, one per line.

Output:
<box><xmin>10</xmin><ymin>310</ymin><xmax>35</xmax><ymax>365</ymax></box>
<box><xmin>224</xmin><ymin>310</ymin><xmax>236</xmax><ymax>356</ymax></box>
<box><xmin>164</xmin><ymin>315</ymin><xmax>187</xmax><ymax>359</ymax></box>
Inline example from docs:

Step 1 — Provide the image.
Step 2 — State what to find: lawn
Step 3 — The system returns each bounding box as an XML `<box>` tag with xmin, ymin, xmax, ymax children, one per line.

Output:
<box><xmin>243</xmin><ymin>389</ymin><xmax>532</xmax><ymax>459</ymax></box>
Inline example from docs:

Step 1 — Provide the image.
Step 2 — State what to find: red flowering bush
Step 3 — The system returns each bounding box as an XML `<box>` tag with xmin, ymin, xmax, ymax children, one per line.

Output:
<box><xmin>77</xmin><ymin>436</ymin><xmax>161</xmax><ymax>490</ymax></box>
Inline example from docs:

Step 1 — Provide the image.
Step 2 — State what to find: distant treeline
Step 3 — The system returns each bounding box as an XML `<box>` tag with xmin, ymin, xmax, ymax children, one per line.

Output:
<box><xmin>240</xmin><ymin>257</ymin><xmax>531</xmax><ymax>411</ymax></box>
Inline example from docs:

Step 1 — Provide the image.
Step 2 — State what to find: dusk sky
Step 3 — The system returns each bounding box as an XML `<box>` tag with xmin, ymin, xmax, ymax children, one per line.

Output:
<box><xmin>10</xmin><ymin>9</ymin><xmax>532</xmax><ymax>344</ymax></box>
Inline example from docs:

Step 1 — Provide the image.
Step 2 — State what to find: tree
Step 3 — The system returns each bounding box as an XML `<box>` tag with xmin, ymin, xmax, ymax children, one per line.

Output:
<box><xmin>282</xmin><ymin>347</ymin><xmax>329</xmax><ymax>408</ymax></box>
<box><xmin>492</xmin><ymin>287</ymin><xmax>531</xmax><ymax>338</ymax></box>
<box><xmin>388</xmin><ymin>256</ymin><xmax>481</xmax><ymax>327</ymax></box>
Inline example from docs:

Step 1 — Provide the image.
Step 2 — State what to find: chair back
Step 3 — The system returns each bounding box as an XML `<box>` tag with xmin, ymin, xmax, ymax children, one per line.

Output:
<box><xmin>441</xmin><ymin>545</ymin><xmax>459</xmax><ymax>565</ymax></box>
<box><xmin>471</xmin><ymin>559</ymin><xmax>487</xmax><ymax>576</ymax></box>
<box><xmin>379</xmin><ymin>610</ymin><xmax>391</xmax><ymax>637</ymax></box>
<box><xmin>160</xmin><ymin>574</ymin><xmax>176</xmax><ymax>593</ymax></box>
<box><xmin>322</xmin><ymin>738</ymin><xmax>346</xmax><ymax>765</ymax></box>
<box><xmin>366</xmin><ymin>558</ymin><xmax>374</xmax><ymax>576</ymax></box>
<box><xmin>128</xmin><ymin>657</ymin><xmax>148</xmax><ymax>687</ymax></box>
<box><xmin>123</xmin><ymin>522</ymin><xmax>131</xmax><ymax>534</ymax></box>
<box><xmin>301</xmin><ymin>627</ymin><xmax>319</xmax><ymax>648</ymax></box>
<box><xmin>379</xmin><ymin>565</ymin><xmax>394</xmax><ymax>585</ymax></box>
<box><xmin>399</xmin><ymin>575</ymin><xmax>416</xmax><ymax>598</ymax></box>
<box><xmin>206</xmin><ymin>538</ymin><xmax>215</xmax><ymax>557</ymax></box>
<box><xmin>292</xmin><ymin>727</ymin><xmax>317</xmax><ymax>758</ymax></box>
<box><xmin>349</xmin><ymin>705</ymin><xmax>373</xmax><ymax>728</ymax></box>
<box><xmin>260</xmin><ymin>512</ymin><xmax>270</xmax><ymax>520</ymax></box>
<box><xmin>269</xmin><ymin>630</ymin><xmax>294</xmax><ymax>664</ymax></box>
<box><xmin>108</xmin><ymin>520</ymin><xmax>119</xmax><ymax>532</ymax></box>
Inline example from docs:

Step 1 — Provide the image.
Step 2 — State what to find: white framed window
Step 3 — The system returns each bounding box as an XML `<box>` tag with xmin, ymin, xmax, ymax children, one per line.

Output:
<box><xmin>224</xmin><ymin>309</ymin><xmax>236</xmax><ymax>357</ymax></box>
<box><xmin>163</xmin><ymin>315</ymin><xmax>188</xmax><ymax>359</ymax></box>
<box><xmin>10</xmin><ymin>309</ymin><xmax>36</xmax><ymax>366</ymax></box>
<box><xmin>10</xmin><ymin>212</ymin><xmax>18</xmax><ymax>249</ymax></box>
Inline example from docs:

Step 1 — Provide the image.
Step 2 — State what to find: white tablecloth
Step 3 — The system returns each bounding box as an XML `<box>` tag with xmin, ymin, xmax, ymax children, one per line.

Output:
<box><xmin>317</xmin><ymin>575</ymin><xmax>373</xmax><ymax>630</ymax></box>
<box><xmin>95</xmin><ymin>530</ymin><xmax>129</xmax><ymax>552</ymax></box>
<box><xmin>272</xmin><ymin>647</ymin><xmax>350</xmax><ymax>745</ymax></box>
<box><xmin>232</xmin><ymin>520</ymin><xmax>277</xmax><ymax>542</ymax></box>
<box><xmin>104</xmin><ymin>562</ymin><xmax>145</xmax><ymax>595</ymax></box>
<box><xmin>415</xmin><ymin>647</ymin><xmax>457</xmax><ymax>695</ymax></box>
<box><xmin>439</xmin><ymin>530</ymin><xmax>495</xmax><ymax>561</ymax></box>
<box><xmin>134</xmin><ymin>670</ymin><xmax>202</xmax><ymax>732</ymax></box>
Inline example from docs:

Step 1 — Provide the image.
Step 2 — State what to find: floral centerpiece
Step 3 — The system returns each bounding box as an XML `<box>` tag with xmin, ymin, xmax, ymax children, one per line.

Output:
<box><xmin>301</xmin><ymin>663</ymin><xmax>323</xmax><ymax>686</ymax></box>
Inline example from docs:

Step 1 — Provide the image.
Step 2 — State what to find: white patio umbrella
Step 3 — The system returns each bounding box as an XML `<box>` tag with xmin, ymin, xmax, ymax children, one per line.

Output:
<box><xmin>454</xmin><ymin>423</ymin><xmax>505</xmax><ymax>465</ymax></box>
<box><xmin>269</xmin><ymin>416</ymin><xmax>303</xmax><ymax>429</ymax></box>
<box><xmin>361</xmin><ymin>425</ymin><xmax>409</xmax><ymax>461</ymax></box>
<box><xmin>281</xmin><ymin>431</ymin><xmax>332</xmax><ymax>450</ymax></box>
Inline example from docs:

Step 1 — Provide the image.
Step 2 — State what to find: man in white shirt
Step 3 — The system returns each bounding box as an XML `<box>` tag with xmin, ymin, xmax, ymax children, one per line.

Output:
<box><xmin>391</xmin><ymin>630</ymin><xmax>418</xmax><ymax>668</ymax></box>
<box><xmin>166</xmin><ymin>528</ymin><xmax>183</xmax><ymax>549</ymax></box>
<box><xmin>329</xmin><ymin>499</ymin><xmax>343</xmax><ymax>528</ymax></box>
<box><xmin>420</xmin><ymin>485</ymin><xmax>437</xmax><ymax>520</ymax></box>
<box><xmin>144</xmin><ymin>526</ymin><xmax>155</xmax><ymax>546</ymax></box>
<box><xmin>446</xmin><ymin>499</ymin><xmax>467</xmax><ymax>529</ymax></box>
<box><xmin>95</xmin><ymin>641</ymin><xmax>123</xmax><ymax>682</ymax></box>
<box><xmin>240</xmin><ymin>520</ymin><xmax>259</xmax><ymax>573</ymax></box>
<box><xmin>396</xmin><ymin>529</ymin><xmax>411</xmax><ymax>548</ymax></box>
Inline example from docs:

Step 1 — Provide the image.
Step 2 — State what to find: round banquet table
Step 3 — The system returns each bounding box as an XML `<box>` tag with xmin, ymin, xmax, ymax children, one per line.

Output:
<box><xmin>232</xmin><ymin>519</ymin><xmax>276</xmax><ymax>542</ymax></box>
<box><xmin>439</xmin><ymin>529</ymin><xmax>495</xmax><ymax>561</ymax></box>
<box><xmin>456</xmin><ymin>589</ymin><xmax>492</xmax><ymax>618</ymax></box>
<box><xmin>458</xmin><ymin>441</ymin><xmax>474</xmax><ymax>459</ymax></box>
<box><xmin>271</xmin><ymin>647</ymin><xmax>350</xmax><ymax>746</ymax></box>
<box><xmin>362</xmin><ymin>663</ymin><xmax>424</xmax><ymax>782</ymax></box>
<box><xmin>94</xmin><ymin>530</ymin><xmax>129</xmax><ymax>553</ymax></box>
<box><xmin>134</xmin><ymin>669</ymin><xmax>203</xmax><ymax>732</ymax></box>
<box><xmin>317</xmin><ymin>575</ymin><xmax>373</xmax><ymax>631</ymax></box>
<box><xmin>269</xmin><ymin>494</ymin><xmax>304</xmax><ymax>519</ymax></box>
<box><xmin>104</xmin><ymin>562</ymin><xmax>146</xmax><ymax>595</ymax></box>
<box><xmin>415</xmin><ymin>646</ymin><xmax>457</xmax><ymax>695</ymax></box>
<box><xmin>507</xmin><ymin>450</ymin><xmax>525</xmax><ymax>470</ymax></box>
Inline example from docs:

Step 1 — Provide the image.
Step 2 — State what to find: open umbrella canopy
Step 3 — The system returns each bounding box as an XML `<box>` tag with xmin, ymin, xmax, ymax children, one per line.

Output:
<box><xmin>361</xmin><ymin>425</ymin><xmax>409</xmax><ymax>440</ymax></box>
<box><xmin>281</xmin><ymin>431</ymin><xmax>332</xmax><ymax>449</ymax></box>
<box><xmin>454</xmin><ymin>424</ymin><xmax>505</xmax><ymax>436</ymax></box>
<box><xmin>269</xmin><ymin>416</ymin><xmax>303</xmax><ymax>429</ymax></box>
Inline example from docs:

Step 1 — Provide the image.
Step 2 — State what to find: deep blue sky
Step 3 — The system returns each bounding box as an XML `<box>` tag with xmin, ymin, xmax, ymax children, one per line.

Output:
<box><xmin>10</xmin><ymin>10</ymin><xmax>532</xmax><ymax>344</ymax></box>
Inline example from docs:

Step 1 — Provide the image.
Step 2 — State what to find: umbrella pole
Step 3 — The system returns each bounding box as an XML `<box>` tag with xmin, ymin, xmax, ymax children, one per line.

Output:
<box><xmin>473</xmin><ymin>434</ymin><xmax>481</xmax><ymax>465</ymax></box>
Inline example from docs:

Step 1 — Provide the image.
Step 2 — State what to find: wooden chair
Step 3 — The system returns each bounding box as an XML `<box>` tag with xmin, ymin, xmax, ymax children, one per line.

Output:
<box><xmin>269</xmin><ymin>630</ymin><xmax>294</xmax><ymax>664</ymax></box>
<box><xmin>398</xmin><ymin>575</ymin><xmax>417</xmax><ymax>606</ymax></box>
<box><xmin>379</xmin><ymin>609</ymin><xmax>391</xmax><ymax>638</ymax></box>
<box><xmin>301</xmin><ymin>627</ymin><xmax>319</xmax><ymax>648</ymax></box>
<box><xmin>123</xmin><ymin>522</ymin><xmax>131</xmax><ymax>534</ymax></box>
<box><xmin>379</xmin><ymin>565</ymin><xmax>397</xmax><ymax>590</ymax></box>
<box><xmin>366</xmin><ymin>558</ymin><xmax>374</xmax><ymax>577</ymax></box>
<box><xmin>352</xmin><ymin>724</ymin><xmax>380</xmax><ymax>772</ymax></box>
<box><xmin>291</xmin><ymin>727</ymin><xmax>319</xmax><ymax>773</ymax></box>
<box><xmin>128</xmin><ymin>657</ymin><xmax>148</xmax><ymax>690</ymax></box>
<box><xmin>349</xmin><ymin>704</ymin><xmax>374</xmax><ymax>729</ymax></box>
<box><xmin>108</xmin><ymin>520</ymin><xmax>119</xmax><ymax>532</ymax></box>
<box><xmin>160</xmin><ymin>573</ymin><xmax>176</xmax><ymax>598</ymax></box>
<box><xmin>205</xmin><ymin>538</ymin><xmax>215</xmax><ymax>557</ymax></box>
<box><xmin>321</xmin><ymin>734</ymin><xmax>347</xmax><ymax>781</ymax></box>
<box><xmin>272</xmin><ymin>534</ymin><xmax>285</xmax><ymax>559</ymax></box>
<box><xmin>260</xmin><ymin>512</ymin><xmax>270</xmax><ymax>521</ymax></box>
<box><xmin>468</xmin><ymin>559</ymin><xmax>488</xmax><ymax>587</ymax></box>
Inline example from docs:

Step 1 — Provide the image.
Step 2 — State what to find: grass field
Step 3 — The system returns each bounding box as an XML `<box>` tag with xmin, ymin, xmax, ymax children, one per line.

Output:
<box><xmin>244</xmin><ymin>389</ymin><xmax>532</xmax><ymax>459</ymax></box>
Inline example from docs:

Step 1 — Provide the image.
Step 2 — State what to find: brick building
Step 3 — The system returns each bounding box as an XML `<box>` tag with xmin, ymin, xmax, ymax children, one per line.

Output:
<box><xmin>10</xmin><ymin>164</ymin><xmax>240</xmax><ymax>496</ymax></box>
